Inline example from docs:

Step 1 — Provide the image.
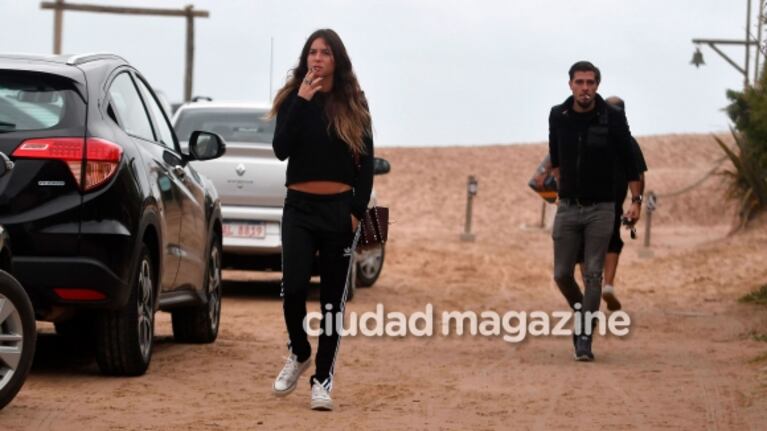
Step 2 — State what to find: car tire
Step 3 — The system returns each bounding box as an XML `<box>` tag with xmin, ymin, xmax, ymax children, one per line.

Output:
<box><xmin>0</xmin><ymin>270</ymin><xmax>36</xmax><ymax>410</ymax></box>
<box><xmin>95</xmin><ymin>244</ymin><xmax>155</xmax><ymax>376</ymax></box>
<box><xmin>171</xmin><ymin>235</ymin><xmax>222</xmax><ymax>343</ymax></box>
<box><xmin>355</xmin><ymin>244</ymin><xmax>385</xmax><ymax>287</ymax></box>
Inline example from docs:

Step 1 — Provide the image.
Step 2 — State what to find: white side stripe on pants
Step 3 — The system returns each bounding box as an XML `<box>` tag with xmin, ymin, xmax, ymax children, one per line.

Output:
<box><xmin>325</xmin><ymin>226</ymin><xmax>362</xmax><ymax>392</ymax></box>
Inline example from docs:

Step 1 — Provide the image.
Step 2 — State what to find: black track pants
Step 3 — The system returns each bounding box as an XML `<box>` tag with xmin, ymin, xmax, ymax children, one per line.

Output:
<box><xmin>281</xmin><ymin>189</ymin><xmax>359</xmax><ymax>391</ymax></box>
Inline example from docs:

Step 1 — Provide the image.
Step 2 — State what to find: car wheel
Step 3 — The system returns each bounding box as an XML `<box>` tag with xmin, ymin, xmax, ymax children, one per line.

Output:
<box><xmin>355</xmin><ymin>244</ymin><xmax>385</xmax><ymax>287</ymax></box>
<box><xmin>171</xmin><ymin>234</ymin><xmax>222</xmax><ymax>343</ymax></box>
<box><xmin>0</xmin><ymin>270</ymin><xmax>36</xmax><ymax>410</ymax></box>
<box><xmin>96</xmin><ymin>244</ymin><xmax>155</xmax><ymax>376</ymax></box>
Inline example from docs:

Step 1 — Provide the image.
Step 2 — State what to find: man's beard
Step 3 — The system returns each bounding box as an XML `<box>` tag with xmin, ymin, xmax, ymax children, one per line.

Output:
<box><xmin>576</xmin><ymin>96</ymin><xmax>594</xmax><ymax>110</ymax></box>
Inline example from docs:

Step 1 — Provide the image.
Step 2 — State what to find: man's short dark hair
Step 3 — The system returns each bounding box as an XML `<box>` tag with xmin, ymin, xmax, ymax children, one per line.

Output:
<box><xmin>568</xmin><ymin>61</ymin><xmax>601</xmax><ymax>83</ymax></box>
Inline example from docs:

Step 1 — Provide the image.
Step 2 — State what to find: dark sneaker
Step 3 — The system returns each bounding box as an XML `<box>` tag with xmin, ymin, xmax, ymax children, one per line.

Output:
<box><xmin>602</xmin><ymin>285</ymin><xmax>622</xmax><ymax>311</ymax></box>
<box><xmin>574</xmin><ymin>335</ymin><xmax>595</xmax><ymax>361</ymax></box>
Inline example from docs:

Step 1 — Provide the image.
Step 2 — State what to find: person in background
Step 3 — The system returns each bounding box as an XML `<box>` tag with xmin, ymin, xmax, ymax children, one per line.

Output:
<box><xmin>597</xmin><ymin>96</ymin><xmax>648</xmax><ymax>311</ymax></box>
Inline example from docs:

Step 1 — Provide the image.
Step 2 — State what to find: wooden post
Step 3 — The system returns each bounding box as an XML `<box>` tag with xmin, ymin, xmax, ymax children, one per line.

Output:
<box><xmin>184</xmin><ymin>5</ymin><xmax>195</xmax><ymax>102</ymax></box>
<box><xmin>40</xmin><ymin>1</ymin><xmax>209</xmax><ymax>101</ymax></box>
<box><xmin>644</xmin><ymin>192</ymin><xmax>657</xmax><ymax>248</ymax></box>
<box><xmin>637</xmin><ymin>191</ymin><xmax>656</xmax><ymax>258</ymax></box>
<box><xmin>53</xmin><ymin>0</ymin><xmax>63</xmax><ymax>54</ymax></box>
<box><xmin>460</xmin><ymin>176</ymin><xmax>478</xmax><ymax>241</ymax></box>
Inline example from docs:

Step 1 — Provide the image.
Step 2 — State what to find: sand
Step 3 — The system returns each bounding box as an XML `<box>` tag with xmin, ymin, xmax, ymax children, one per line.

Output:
<box><xmin>1</xmin><ymin>133</ymin><xmax>766</xmax><ymax>430</ymax></box>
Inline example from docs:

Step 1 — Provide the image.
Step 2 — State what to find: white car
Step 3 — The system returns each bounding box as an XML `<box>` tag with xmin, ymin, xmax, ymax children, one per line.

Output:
<box><xmin>172</xmin><ymin>101</ymin><xmax>389</xmax><ymax>296</ymax></box>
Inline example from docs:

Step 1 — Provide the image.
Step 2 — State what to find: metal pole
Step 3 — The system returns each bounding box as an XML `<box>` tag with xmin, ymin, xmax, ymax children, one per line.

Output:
<box><xmin>184</xmin><ymin>5</ymin><xmax>194</xmax><ymax>102</ymax></box>
<box><xmin>269</xmin><ymin>36</ymin><xmax>274</xmax><ymax>101</ymax></box>
<box><xmin>756</xmin><ymin>0</ymin><xmax>765</xmax><ymax>83</ymax></box>
<box><xmin>53</xmin><ymin>0</ymin><xmax>63</xmax><ymax>54</ymax></box>
<box><xmin>539</xmin><ymin>200</ymin><xmax>546</xmax><ymax>228</ymax></box>
<box><xmin>746</xmin><ymin>0</ymin><xmax>753</xmax><ymax>89</ymax></box>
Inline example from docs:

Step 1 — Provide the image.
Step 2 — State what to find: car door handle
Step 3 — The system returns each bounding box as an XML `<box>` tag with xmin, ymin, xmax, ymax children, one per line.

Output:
<box><xmin>172</xmin><ymin>165</ymin><xmax>186</xmax><ymax>179</ymax></box>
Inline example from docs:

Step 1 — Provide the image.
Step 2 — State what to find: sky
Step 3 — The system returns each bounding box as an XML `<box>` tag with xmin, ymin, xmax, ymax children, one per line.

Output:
<box><xmin>0</xmin><ymin>0</ymin><xmax>760</xmax><ymax>147</ymax></box>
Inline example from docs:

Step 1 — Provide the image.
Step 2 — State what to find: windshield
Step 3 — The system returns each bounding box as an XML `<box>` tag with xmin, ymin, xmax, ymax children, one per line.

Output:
<box><xmin>0</xmin><ymin>71</ymin><xmax>81</xmax><ymax>132</ymax></box>
<box><xmin>174</xmin><ymin>108</ymin><xmax>275</xmax><ymax>143</ymax></box>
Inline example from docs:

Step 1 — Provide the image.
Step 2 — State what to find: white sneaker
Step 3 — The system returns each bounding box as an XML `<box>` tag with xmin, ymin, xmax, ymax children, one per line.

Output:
<box><xmin>310</xmin><ymin>378</ymin><xmax>334</xmax><ymax>411</ymax></box>
<box><xmin>602</xmin><ymin>284</ymin><xmax>622</xmax><ymax>311</ymax></box>
<box><xmin>272</xmin><ymin>354</ymin><xmax>310</xmax><ymax>396</ymax></box>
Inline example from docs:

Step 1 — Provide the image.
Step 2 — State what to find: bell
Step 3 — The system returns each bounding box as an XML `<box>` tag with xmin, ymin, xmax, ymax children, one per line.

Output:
<box><xmin>690</xmin><ymin>47</ymin><xmax>705</xmax><ymax>68</ymax></box>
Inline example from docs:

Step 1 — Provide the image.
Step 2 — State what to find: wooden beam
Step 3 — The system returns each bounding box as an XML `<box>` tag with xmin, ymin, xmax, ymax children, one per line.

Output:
<box><xmin>40</xmin><ymin>1</ymin><xmax>209</xmax><ymax>101</ymax></box>
<box><xmin>53</xmin><ymin>0</ymin><xmax>63</xmax><ymax>54</ymax></box>
<box><xmin>40</xmin><ymin>1</ymin><xmax>209</xmax><ymax>18</ymax></box>
<box><xmin>184</xmin><ymin>5</ymin><xmax>194</xmax><ymax>102</ymax></box>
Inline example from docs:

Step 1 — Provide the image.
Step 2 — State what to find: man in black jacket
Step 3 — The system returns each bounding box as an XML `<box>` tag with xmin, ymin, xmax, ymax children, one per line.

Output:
<box><xmin>548</xmin><ymin>61</ymin><xmax>643</xmax><ymax>361</ymax></box>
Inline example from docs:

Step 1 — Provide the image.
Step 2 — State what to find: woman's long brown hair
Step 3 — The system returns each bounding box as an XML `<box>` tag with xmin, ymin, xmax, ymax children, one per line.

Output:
<box><xmin>270</xmin><ymin>29</ymin><xmax>371</xmax><ymax>155</ymax></box>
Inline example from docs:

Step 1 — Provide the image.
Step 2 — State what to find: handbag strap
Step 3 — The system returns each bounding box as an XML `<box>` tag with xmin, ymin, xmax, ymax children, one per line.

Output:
<box><xmin>372</xmin><ymin>207</ymin><xmax>381</xmax><ymax>238</ymax></box>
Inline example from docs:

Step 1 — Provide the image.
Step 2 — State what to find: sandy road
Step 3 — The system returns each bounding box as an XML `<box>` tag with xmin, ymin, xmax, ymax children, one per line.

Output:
<box><xmin>1</xmin><ymin>137</ymin><xmax>766</xmax><ymax>430</ymax></box>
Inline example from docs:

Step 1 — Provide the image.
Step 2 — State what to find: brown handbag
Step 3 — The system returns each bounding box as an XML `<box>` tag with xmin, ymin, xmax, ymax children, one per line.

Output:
<box><xmin>352</xmin><ymin>152</ymin><xmax>389</xmax><ymax>248</ymax></box>
<box><xmin>359</xmin><ymin>206</ymin><xmax>388</xmax><ymax>248</ymax></box>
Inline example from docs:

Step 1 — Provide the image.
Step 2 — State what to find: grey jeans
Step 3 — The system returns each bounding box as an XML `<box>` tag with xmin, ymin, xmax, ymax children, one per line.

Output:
<box><xmin>552</xmin><ymin>201</ymin><xmax>615</xmax><ymax>323</ymax></box>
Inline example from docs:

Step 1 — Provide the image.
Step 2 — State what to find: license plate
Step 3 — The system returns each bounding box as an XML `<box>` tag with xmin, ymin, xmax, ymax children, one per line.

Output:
<box><xmin>223</xmin><ymin>222</ymin><xmax>266</xmax><ymax>239</ymax></box>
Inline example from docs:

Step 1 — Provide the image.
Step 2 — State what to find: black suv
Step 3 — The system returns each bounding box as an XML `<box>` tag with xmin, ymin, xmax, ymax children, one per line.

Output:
<box><xmin>0</xmin><ymin>53</ymin><xmax>225</xmax><ymax>376</ymax></box>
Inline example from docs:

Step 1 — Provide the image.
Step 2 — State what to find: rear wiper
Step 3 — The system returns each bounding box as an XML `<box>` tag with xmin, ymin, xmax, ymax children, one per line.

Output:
<box><xmin>0</xmin><ymin>121</ymin><xmax>16</xmax><ymax>132</ymax></box>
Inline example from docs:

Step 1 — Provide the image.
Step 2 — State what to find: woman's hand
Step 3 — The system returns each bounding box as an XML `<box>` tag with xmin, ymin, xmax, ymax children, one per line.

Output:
<box><xmin>297</xmin><ymin>70</ymin><xmax>324</xmax><ymax>101</ymax></box>
<box><xmin>351</xmin><ymin>214</ymin><xmax>359</xmax><ymax>232</ymax></box>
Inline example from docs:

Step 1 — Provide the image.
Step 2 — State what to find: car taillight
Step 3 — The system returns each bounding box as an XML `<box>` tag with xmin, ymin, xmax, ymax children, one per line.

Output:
<box><xmin>53</xmin><ymin>288</ymin><xmax>107</xmax><ymax>301</ymax></box>
<box><xmin>83</xmin><ymin>138</ymin><xmax>123</xmax><ymax>190</ymax></box>
<box><xmin>12</xmin><ymin>137</ymin><xmax>123</xmax><ymax>191</ymax></box>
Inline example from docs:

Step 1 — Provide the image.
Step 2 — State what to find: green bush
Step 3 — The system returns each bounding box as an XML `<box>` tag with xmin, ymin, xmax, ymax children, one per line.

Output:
<box><xmin>739</xmin><ymin>284</ymin><xmax>767</xmax><ymax>305</ymax></box>
<box><xmin>718</xmin><ymin>70</ymin><xmax>767</xmax><ymax>227</ymax></box>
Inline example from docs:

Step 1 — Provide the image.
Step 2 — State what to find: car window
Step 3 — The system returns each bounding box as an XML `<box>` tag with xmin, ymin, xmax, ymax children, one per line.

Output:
<box><xmin>133</xmin><ymin>76</ymin><xmax>176</xmax><ymax>149</ymax></box>
<box><xmin>108</xmin><ymin>72</ymin><xmax>154</xmax><ymax>141</ymax></box>
<box><xmin>174</xmin><ymin>109</ymin><xmax>275</xmax><ymax>143</ymax></box>
<box><xmin>0</xmin><ymin>72</ymin><xmax>78</xmax><ymax>132</ymax></box>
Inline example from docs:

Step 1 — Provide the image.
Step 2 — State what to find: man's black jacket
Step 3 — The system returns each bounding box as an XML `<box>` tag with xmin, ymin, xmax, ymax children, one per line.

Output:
<box><xmin>548</xmin><ymin>94</ymin><xmax>639</xmax><ymax>202</ymax></box>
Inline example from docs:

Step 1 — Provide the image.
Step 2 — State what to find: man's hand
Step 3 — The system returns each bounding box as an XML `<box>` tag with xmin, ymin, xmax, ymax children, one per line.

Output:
<box><xmin>624</xmin><ymin>201</ymin><xmax>641</xmax><ymax>224</ymax></box>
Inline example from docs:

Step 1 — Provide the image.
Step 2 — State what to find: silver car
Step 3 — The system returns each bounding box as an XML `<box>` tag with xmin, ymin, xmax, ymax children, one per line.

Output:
<box><xmin>172</xmin><ymin>101</ymin><xmax>388</xmax><ymax>294</ymax></box>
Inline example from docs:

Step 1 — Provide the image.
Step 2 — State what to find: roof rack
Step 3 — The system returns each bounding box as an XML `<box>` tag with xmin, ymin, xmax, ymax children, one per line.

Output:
<box><xmin>66</xmin><ymin>53</ymin><xmax>128</xmax><ymax>66</ymax></box>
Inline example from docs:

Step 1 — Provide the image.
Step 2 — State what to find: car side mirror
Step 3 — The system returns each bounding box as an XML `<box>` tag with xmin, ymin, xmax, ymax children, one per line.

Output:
<box><xmin>0</xmin><ymin>152</ymin><xmax>13</xmax><ymax>177</ymax></box>
<box><xmin>189</xmin><ymin>131</ymin><xmax>226</xmax><ymax>161</ymax></box>
<box><xmin>373</xmin><ymin>157</ymin><xmax>390</xmax><ymax>175</ymax></box>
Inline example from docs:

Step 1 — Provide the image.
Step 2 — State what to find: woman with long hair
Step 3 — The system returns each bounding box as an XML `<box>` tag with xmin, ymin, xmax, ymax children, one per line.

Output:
<box><xmin>270</xmin><ymin>28</ymin><xmax>373</xmax><ymax>411</ymax></box>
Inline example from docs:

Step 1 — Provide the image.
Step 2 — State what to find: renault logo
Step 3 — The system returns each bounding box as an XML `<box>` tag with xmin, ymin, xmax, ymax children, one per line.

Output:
<box><xmin>236</xmin><ymin>164</ymin><xmax>246</xmax><ymax>176</ymax></box>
